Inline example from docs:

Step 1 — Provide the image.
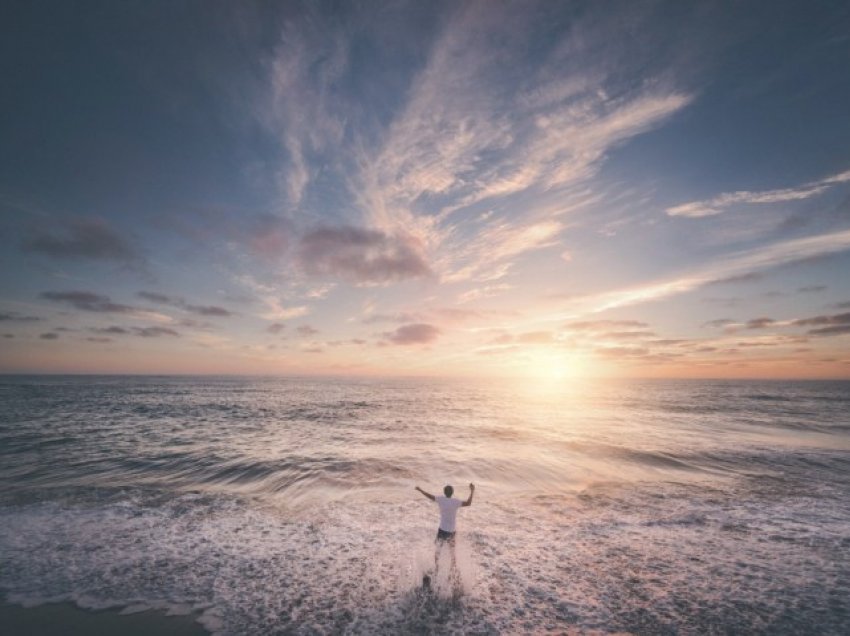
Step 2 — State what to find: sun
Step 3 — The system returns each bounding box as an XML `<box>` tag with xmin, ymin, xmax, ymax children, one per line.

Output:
<box><xmin>521</xmin><ymin>349</ymin><xmax>588</xmax><ymax>383</ymax></box>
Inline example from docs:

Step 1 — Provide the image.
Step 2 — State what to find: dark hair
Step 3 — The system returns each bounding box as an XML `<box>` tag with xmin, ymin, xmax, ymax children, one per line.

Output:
<box><xmin>443</xmin><ymin>485</ymin><xmax>454</xmax><ymax>497</ymax></box>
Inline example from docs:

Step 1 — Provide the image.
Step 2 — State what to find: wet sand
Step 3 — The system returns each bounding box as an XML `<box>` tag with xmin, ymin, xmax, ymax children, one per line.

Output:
<box><xmin>0</xmin><ymin>601</ymin><xmax>209</xmax><ymax>636</ymax></box>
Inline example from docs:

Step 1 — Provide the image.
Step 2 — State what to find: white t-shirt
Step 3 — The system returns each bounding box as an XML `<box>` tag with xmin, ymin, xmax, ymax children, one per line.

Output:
<box><xmin>435</xmin><ymin>495</ymin><xmax>463</xmax><ymax>532</ymax></box>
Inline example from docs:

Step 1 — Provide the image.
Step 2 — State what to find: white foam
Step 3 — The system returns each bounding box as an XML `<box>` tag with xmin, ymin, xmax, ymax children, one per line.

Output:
<box><xmin>2</xmin><ymin>477</ymin><xmax>849</xmax><ymax>633</ymax></box>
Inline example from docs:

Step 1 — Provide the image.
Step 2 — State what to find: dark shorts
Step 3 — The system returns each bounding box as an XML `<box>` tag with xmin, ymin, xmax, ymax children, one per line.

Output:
<box><xmin>436</xmin><ymin>528</ymin><xmax>456</xmax><ymax>543</ymax></box>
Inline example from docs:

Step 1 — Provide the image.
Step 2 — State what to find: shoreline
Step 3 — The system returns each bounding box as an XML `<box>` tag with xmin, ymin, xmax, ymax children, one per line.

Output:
<box><xmin>0</xmin><ymin>601</ymin><xmax>210</xmax><ymax>636</ymax></box>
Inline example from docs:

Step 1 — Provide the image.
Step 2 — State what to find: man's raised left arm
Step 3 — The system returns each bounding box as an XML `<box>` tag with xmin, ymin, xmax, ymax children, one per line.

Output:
<box><xmin>462</xmin><ymin>483</ymin><xmax>475</xmax><ymax>507</ymax></box>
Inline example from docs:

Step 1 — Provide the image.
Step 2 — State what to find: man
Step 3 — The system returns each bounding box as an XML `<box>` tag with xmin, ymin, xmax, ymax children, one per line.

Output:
<box><xmin>414</xmin><ymin>483</ymin><xmax>474</xmax><ymax>589</ymax></box>
<box><xmin>415</xmin><ymin>483</ymin><xmax>475</xmax><ymax>543</ymax></box>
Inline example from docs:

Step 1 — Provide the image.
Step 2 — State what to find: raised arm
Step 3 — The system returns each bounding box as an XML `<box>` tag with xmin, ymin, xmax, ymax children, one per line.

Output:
<box><xmin>415</xmin><ymin>486</ymin><xmax>435</xmax><ymax>501</ymax></box>
<box><xmin>462</xmin><ymin>482</ymin><xmax>475</xmax><ymax>507</ymax></box>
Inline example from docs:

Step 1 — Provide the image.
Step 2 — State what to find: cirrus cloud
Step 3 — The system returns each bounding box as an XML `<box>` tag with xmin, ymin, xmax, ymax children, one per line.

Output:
<box><xmin>667</xmin><ymin>169</ymin><xmax>850</xmax><ymax>218</ymax></box>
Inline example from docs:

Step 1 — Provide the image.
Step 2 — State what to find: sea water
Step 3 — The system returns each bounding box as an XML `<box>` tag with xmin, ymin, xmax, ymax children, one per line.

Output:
<box><xmin>0</xmin><ymin>375</ymin><xmax>848</xmax><ymax>634</ymax></box>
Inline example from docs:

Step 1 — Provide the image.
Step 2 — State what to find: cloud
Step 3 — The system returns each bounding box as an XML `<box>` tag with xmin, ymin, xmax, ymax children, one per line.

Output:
<box><xmin>92</xmin><ymin>326</ymin><xmax>130</xmax><ymax>335</ymax></box>
<box><xmin>807</xmin><ymin>325</ymin><xmax>850</xmax><ymax>337</ymax></box>
<box><xmin>264</xmin><ymin>15</ymin><xmax>350</xmax><ymax>208</ymax></box>
<box><xmin>346</xmin><ymin>2</ymin><xmax>692</xmax><ymax>284</ymax></box>
<box><xmin>746</xmin><ymin>317</ymin><xmax>776</xmax><ymax>329</ymax></box>
<box><xmin>719</xmin><ymin>333</ymin><xmax>807</xmax><ymax>351</ymax></box>
<box><xmin>574</xmin><ymin>228</ymin><xmax>850</xmax><ymax>313</ymax></box>
<box><xmin>39</xmin><ymin>332</ymin><xmax>59</xmax><ymax>340</ymax></box>
<box><xmin>707</xmin><ymin>272</ymin><xmax>763</xmax><ymax>286</ymax></box>
<box><xmin>305</xmin><ymin>284</ymin><xmax>335</xmax><ymax>299</ymax></box>
<box><xmin>41</xmin><ymin>291</ymin><xmax>135</xmax><ymax>313</ymax></box>
<box><xmin>0</xmin><ymin>311</ymin><xmax>42</xmax><ymax>322</ymax></box>
<box><xmin>667</xmin><ymin>168</ymin><xmax>850</xmax><ymax>217</ymax></box>
<box><xmin>382</xmin><ymin>323</ymin><xmax>440</xmax><ymax>345</ymax></box>
<box><xmin>457</xmin><ymin>284</ymin><xmax>513</xmax><ymax>303</ymax></box>
<box><xmin>264</xmin><ymin>304</ymin><xmax>309</xmax><ymax>321</ymax></box>
<box><xmin>86</xmin><ymin>337</ymin><xmax>112</xmax><ymax>343</ymax></box>
<box><xmin>791</xmin><ymin>312</ymin><xmax>850</xmax><ymax>327</ymax></box>
<box><xmin>90</xmin><ymin>324</ymin><xmax>178</xmax><ymax>338</ymax></box>
<box><xmin>439</xmin><ymin>220</ymin><xmax>564</xmax><ymax>284</ymax></box>
<box><xmin>23</xmin><ymin>217</ymin><xmax>140</xmax><ymax>263</ymax></box>
<box><xmin>133</xmin><ymin>326</ymin><xmax>180</xmax><ymax>338</ymax></box>
<box><xmin>138</xmin><ymin>291</ymin><xmax>234</xmax><ymax>317</ymax></box>
<box><xmin>296</xmin><ymin>226</ymin><xmax>431</xmax><ymax>285</ymax></box>
<box><xmin>296</xmin><ymin>325</ymin><xmax>319</xmax><ymax>337</ymax></box>
<box><xmin>266</xmin><ymin>323</ymin><xmax>286</xmax><ymax>334</ymax></box>
<box><xmin>798</xmin><ymin>285</ymin><xmax>827</xmax><ymax>293</ymax></box>
<box><xmin>792</xmin><ymin>312</ymin><xmax>850</xmax><ymax>338</ymax></box>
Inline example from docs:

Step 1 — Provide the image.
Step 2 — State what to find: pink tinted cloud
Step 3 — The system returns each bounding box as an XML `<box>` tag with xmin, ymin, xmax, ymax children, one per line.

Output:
<box><xmin>297</xmin><ymin>226</ymin><xmax>431</xmax><ymax>285</ymax></box>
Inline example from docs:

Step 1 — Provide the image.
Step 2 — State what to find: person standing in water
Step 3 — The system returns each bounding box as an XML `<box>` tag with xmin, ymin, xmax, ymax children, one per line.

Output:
<box><xmin>415</xmin><ymin>483</ymin><xmax>474</xmax><ymax>542</ymax></box>
<box><xmin>414</xmin><ymin>483</ymin><xmax>474</xmax><ymax>588</ymax></box>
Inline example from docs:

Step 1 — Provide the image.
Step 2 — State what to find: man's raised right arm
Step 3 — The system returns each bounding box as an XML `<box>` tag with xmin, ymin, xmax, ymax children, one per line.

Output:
<box><xmin>415</xmin><ymin>486</ymin><xmax>435</xmax><ymax>501</ymax></box>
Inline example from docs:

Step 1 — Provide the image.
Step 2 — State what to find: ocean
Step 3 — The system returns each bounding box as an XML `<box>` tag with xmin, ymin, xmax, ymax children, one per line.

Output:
<box><xmin>1</xmin><ymin>375</ymin><xmax>848</xmax><ymax>634</ymax></box>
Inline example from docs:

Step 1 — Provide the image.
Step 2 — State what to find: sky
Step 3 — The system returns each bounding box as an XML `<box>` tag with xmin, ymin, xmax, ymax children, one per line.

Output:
<box><xmin>1</xmin><ymin>0</ymin><xmax>850</xmax><ymax>379</ymax></box>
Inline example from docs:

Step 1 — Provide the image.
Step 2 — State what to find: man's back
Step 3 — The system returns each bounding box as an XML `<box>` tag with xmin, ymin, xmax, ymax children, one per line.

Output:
<box><xmin>435</xmin><ymin>495</ymin><xmax>463</xmax><ymax>532</ymax></box>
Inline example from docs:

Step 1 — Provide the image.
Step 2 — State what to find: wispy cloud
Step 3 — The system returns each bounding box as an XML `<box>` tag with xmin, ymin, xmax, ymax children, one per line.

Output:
<box><xmin>261</xmin><ymin>302</ymin><xmax>309</xmax><ymax>321</ymax></box>
<box><xmin>457</xmin><ymin>284</ymin><xmax>513</xmax><ymax>304</ymax></box>
<box><xmin>264</xmin><ymin>13</ymin><xmax>349</xmax><ymax>209</ymax></box>
<box><xmin>347</xmin><ymin>2</ymin><xmax>692</xmax><ymax>284</ymax></box>
<box><xmin>234</xmin><ymin>274</ymin><xmax>309</xmax><ymax>321</ymax></box>
<box><xmin>574</xmin><ymin>228</ymin><xmax>850</xmax><ymax>313</ymax></box>
<box><xmin>667</xmin><ymin>169</ymin><xmax>850</xmax><ymax>218</ymax></box>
